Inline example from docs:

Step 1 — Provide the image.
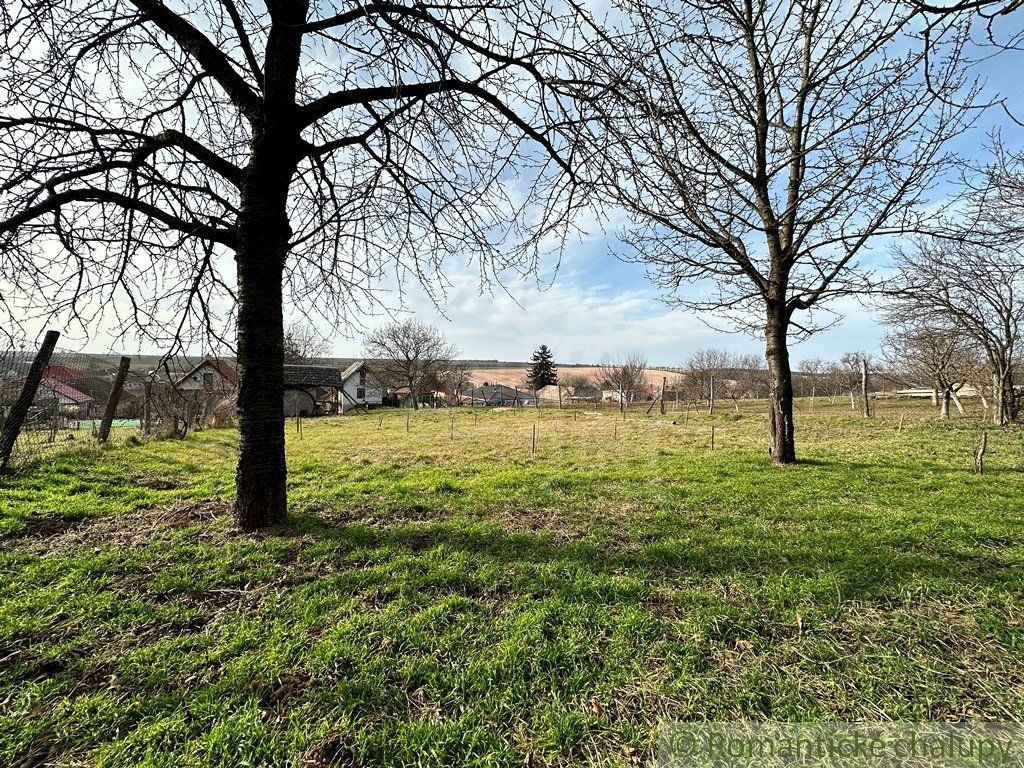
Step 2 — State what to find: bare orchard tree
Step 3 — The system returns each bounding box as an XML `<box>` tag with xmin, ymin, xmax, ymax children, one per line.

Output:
<box><xmin>364</xmin><ymin>320</ymin><xmax>457</xmax><ymax>410</ymax></box>
<box><xmin>587</xmin><ymin>0</ymin><xmax>972</xmax><ymax>462</ymax></box>
<box><xmin>283</xmin><ymin>323</ymin><xmax>329</xmax><ymax>365</ymax></box>
<box><xmin>440</xmin><ymin>361</ymin><xmax>474</xmax><ymax>403</ymax></box>
<box><xmin>838</xmin><ymin>352</ymin><xmax>873</xmax><ymax>413</ymax></box>
<box><xmin>881</xmin><ymin>317</ymin><xmax>979</xmax><ymax>418</ymax></box>
<box><xmin>598</xmin><ymin>353</ymin><xmax>648</xmax><ymax>403</ymax></box>
<box><xmin>891</xmin><ymin>238</ymin><xmax>1024</xmax><ymax>424</ymax></box>
<box><xmin>561</xmin><ymin>372</ymin><xmax>594</xmax><ymax>391</ymax></box>
<box><xmin>683</xmin><ymin>348</ymin><xmax>734</xmax><ymax>405</ymax></box>
<box><xmin>797</xmin><ymin>357</ymin><xmax>826</xmax><ymax>399</ymax></box>
<box><xmin>730</xmin><ymin>353</ymin><xmax>769</xmax><ymax>402</ymax></box>
<box><xmin>0</xmin><ymin>0</ymin><xmax>592</xmax><ymax>529</ymax></box>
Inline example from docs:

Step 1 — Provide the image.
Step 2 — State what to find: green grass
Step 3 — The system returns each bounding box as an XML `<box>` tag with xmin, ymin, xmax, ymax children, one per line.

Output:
<box><xmin>1</xmin><ymin>400</ymin><xmax>1023</xmax><ymax>766</ymax></box>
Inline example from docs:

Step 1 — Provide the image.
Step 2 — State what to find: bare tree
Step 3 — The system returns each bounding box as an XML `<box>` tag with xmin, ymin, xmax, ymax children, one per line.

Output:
<box><xmin>364</xmin><ymin>319</ymin><xmax>457</xmax><ymax>410</ymax></box>
<box><xmin>837</xmin><ymin>352</ymin><xmax>873</xmax><ymax>412</ymax></box>
<box><xmin>282</xmin><ymin>323</ymin><xmax>329</xmax><ymax>365</ymax></box>
<box><xmin>0</xmin><ymin>1</ymin><xmax>592</xmax><ymax>528</ymax></box>
<box><xmin>891</xmin><ymin>238</ymin><xmax>1024</xmax><ymax>424</ymax></box>
<box><xmin>598</xmin><ymin>353</ymin><xmax>648</xmax><ymax>403</ymax></box>
<box><xmin>683</xmin><ymin>348</ymin><xmax>735</xmax><ymax>405</ymax></box>
<box><xmin>797</xmin><ymin>357</ymin><xmax>826</xmax><ymax>399</ymax></box>
<box><xmin>882</xmin><ymin>317</ymin><xmax>979</xmax><ymax>418</ymax></box>
<box><xmin>440</xmin><ymin>361</ymin><xmax>474</xmax><ymax>402</ymax></box>
<box><xmin>586</xmin><ymin>0</ymin><xmax>972</xmax><ymax>462</ymax></box>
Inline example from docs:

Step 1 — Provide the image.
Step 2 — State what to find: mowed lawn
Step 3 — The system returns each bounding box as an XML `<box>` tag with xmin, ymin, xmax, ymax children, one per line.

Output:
<box><xmin>2</xmin><ymin>401</ymin><xmax>1024</xmax><ymax>767</ymax></box>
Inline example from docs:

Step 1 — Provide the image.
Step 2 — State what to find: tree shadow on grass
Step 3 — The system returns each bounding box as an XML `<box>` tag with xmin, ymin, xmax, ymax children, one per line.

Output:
<box><xmin>282</xmin><ymin>505</ymin><xmax>1024</xmax><ymax>605</ymax></box>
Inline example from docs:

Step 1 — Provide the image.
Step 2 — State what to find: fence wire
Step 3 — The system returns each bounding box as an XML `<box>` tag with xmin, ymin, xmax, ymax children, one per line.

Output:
<box><xmin>0</xmin><ymin>347</ymin><xmax>235</xmax><ymax>468</ymax></box>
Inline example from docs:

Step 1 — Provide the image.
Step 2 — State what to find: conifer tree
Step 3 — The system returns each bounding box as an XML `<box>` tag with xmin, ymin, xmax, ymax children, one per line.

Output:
<box><xmin>527</xmin><ymin>345</ymin><xmax>558</xmax><ymax>389</ymax></box>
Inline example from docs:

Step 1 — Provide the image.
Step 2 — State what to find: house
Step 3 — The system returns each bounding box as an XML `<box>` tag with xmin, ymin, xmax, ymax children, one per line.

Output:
<box><xmin>0</xmin><ymin>375</ymin><xmax>95</xmax><ymax>421</ymax></box>
<box><xmin>339</xmin><ymin>361</ymin><xmax>383</xmax><ymax>413</ymax></box>
<box><xmin>39</xmin><ymin>378</ymin><xmax>95</xmax><ymax>418</ymax></box>
<box><xmin>283</xmin><ymin>364</ymin><xmax>344</xmax><ymax>417</ymax></box>
<box><xmin>175</xmin><ymin>358</ymin><xmax>238</xmax><ymax>393</ymax></box>
<box><xmin>0</xmin><ymin>372</ymin><xmax>95</xmax><ymax>421</ymax></box>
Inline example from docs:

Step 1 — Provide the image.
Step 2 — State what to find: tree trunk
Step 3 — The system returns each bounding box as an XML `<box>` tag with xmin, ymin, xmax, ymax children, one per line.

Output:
<box><xmin>993</xmin><ymin>367</ymin><xmax>1014</xmax><ymax>426</ymax></box>
<box><xmin>234</xmin><ymin>250</ymin><xmax>287</xmax><ymax>531</ymax></box>
<box><xmin>951</xmin><ymin>390</ymin><xmax>965</xmax><ymax>415</ymax></box>
<box><xmin>939</xmin><ymin>388</ymin><xmax>950</xmax><ymax>419</ymax></box>
<box><xmin>860</xmin><ymin>357</ymin><xmax>871</xmax><ymax>417</ymax></box>
<box><xmin>232</xmin><ymin>1</ymin><xmax>309</xmax><ymax>531</ymax></box>
<box><xmin>765</xmin><ymin>306</ymin><xmax>796</xmax><ymax>464</ymax></box>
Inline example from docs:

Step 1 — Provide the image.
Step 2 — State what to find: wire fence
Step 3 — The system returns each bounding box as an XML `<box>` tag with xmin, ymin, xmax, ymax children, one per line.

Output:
<box><xmin>0</xmin><ymin>343</ymin><xmax>235</xmax><ymax>468</ymax></box>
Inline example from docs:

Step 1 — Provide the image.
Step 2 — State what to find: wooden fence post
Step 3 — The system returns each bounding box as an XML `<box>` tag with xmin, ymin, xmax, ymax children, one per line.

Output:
<box><xmin>531</xmin><ymin>424</ymin><xmax>537</xmax><ymax>454</ymax></box>
<box><xmin>0</xmin><ymin>330</ymin><xmax>60</xmax><ymax>468</ymax></box>
<box><xmin>97</xmin><ymin>356</ymin><xmax>131</xmax><ymax>443</ymax></box>
<box><xmin>710</xmin><ymin>424</ymin><xmax>716</xmax><ymax>451</ymax></box>
<box><xmin>660</xmin><ymin>376</ymin><xmax>667</xmax><ymax>416</ymax></box>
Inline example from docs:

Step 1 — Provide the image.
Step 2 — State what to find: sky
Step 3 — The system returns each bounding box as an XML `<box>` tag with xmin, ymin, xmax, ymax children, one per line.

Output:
<box><xmin>293</xmin><ymin>14</ymin><xmax>1024</xmax><ymax>368</ymax></box>
<box><xmin>8</xmin><ymin>8</ymin><xmax>1024</xmax><ymax>369</ymax></box>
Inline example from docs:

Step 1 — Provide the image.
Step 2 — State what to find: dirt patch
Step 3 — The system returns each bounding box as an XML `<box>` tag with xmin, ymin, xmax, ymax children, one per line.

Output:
<box><xmin>7</xmin><ymin>514</ymin><xmax>81</xmax><ymax>541</ymax></box>
<box><xmin>299</xmin><ymin>731</ymin><xmax>361</xmax><ymax>767</ymax></box>
<box><xmin>6</xmin><ymin>501</ymin><xmax>230</xmax><ymax>555</ymax></box>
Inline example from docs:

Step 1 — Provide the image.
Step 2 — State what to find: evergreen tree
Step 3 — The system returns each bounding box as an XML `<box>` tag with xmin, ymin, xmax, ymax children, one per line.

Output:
<box><xmin>527</xmin><ymin>345</ymin><xmax>558</xmax><ymax>389</ymax></box>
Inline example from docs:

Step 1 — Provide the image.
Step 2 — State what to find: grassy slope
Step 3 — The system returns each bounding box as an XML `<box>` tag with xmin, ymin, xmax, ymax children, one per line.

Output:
<box><xmin>1</xmin><ymin>401</ymin><xmax>1023</xmax><ymax>767</ymax></box>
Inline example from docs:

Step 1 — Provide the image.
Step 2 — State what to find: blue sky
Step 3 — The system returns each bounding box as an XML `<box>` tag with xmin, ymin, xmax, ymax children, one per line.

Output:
<box><xmin>319</xmin><ymin>17</ymin><xmax>1024</xmax><ymax>368</ymax></box>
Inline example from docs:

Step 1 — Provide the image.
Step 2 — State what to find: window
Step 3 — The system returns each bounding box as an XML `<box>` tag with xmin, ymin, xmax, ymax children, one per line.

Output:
<box><xmin>203</xmin><ymin>372</ymin><xmax>214</xmax><ymax>386</ymax></box>
<box><xmin>356</xmin><ymin>387</ymin><xmax>365</xmax><ymax>399</ymax></box>
<box><xmin>358</xmin><ymin>369</ymin><xmax>366</xmax><ymax>386</ymax></box>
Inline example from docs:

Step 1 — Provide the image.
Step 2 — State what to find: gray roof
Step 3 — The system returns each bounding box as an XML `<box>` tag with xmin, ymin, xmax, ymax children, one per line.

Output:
<box><xmin>283</xmin><ymin>364</ymin><xmax>343</xmax><ymax>388</ymax></box>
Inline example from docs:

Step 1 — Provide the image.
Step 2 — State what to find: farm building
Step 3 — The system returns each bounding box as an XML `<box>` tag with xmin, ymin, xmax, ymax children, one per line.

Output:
<box><xmin>283</xmin><ymin>365</ymin><xmax>344</xmax><ymax>417</ymax></box>
<box><xmin>464</xmin><ymin>384</ymin><xmax>533</xmax><ymax>406</ymax></box>
<box><xmin>339</xmin><ymin>361</ymin><xmax>383</xmax><ymax>413</ymax></box>
<box><xmin>0</xmin><ymin>369</ymin><xmax>97</xmax><ymax>421</ymax></box>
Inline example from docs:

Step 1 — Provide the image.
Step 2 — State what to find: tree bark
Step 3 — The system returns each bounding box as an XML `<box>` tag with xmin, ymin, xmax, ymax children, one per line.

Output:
<box><xmin>765</xmin><ymin>305</ymin><xmax>796</xmax><ymax>464</ymax></box>
<box><xmin>939</xmin><ymin>388</ymin><xmax>950</xmax><ymax>419</ymax></box>
<box><xmin>993</xmin><ymin>367</ymin><xmax>1015</xmax><ymax>426</ymax></box>
<box><xmin>860</xmin><ymin>357</ymin><xmax>871</xmax><ymax>417</ymax></box>
<box><xmin>234</xmin><ymin>248</ymin><xmax>288</xmax><ymax>531</ymax></box>
<box><xmin>232</xmin><ymin>1</ymin><xmax>307</xmax><ymax>531</ymax></box>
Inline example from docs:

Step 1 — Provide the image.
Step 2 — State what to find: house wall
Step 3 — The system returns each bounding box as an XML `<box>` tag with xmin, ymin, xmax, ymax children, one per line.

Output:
<box><xmin>341</xmin><ymin>369</ymin><xmax>382</xmax><ymax>413</ymax></box>
<box><xmin>178</xmin><ymin>365</ymin><xmax>232</xmax><ymax>392</ymax></box>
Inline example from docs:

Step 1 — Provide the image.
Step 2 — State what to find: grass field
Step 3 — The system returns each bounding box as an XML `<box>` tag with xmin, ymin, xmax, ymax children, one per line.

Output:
<box><xmin>2</xmin><ymin>399</ymin><xmax>1023</xmax><ymax>767</ymax></box>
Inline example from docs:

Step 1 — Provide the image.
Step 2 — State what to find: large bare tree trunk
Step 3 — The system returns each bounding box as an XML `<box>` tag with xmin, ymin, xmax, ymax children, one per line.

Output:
<box><xmin>765</xmin><ymin>305</ymin><xmax>796</xmax><ymax>464</ymax></box>
<box><xmin>233</xmin><ymin>1</ymin><xmax>305</xmax><ymax>531</ymax></box>
<box><xmin>940</xmin><ymin>388</ymin><xmax>951</xmax><ymax>419</ymax></box>
<box><xmin>235</xmin><ymin>247</ymin><xmax>288</xmax><ymax>531</ymax></box>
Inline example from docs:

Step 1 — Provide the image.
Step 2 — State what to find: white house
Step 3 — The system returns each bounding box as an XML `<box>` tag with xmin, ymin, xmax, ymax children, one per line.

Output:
<box><xmin>339</xmin><ymin>361</ymin><xmax>382</xmax><ymax>413</ymax></box>
<box><xmin>175</xmin><ymin>358</ymin><xmax>238</xmax><ymax>392</ymax></box>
